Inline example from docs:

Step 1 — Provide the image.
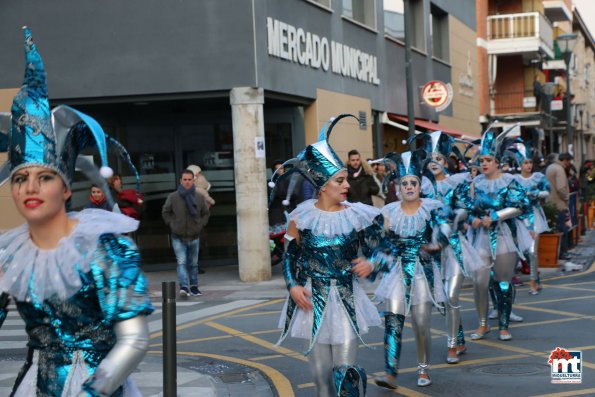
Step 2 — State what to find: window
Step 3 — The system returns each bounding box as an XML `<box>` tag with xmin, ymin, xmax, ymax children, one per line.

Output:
<box><xmin>384</xmin><ymin>0</ymin><xmax>404</xmax><ymax>41</ymax></box>
<box><xmin>305</xmin><ymin>0</ymin><xmax>331</xmax><ymax>8</ymax></box>
<box><xmin>342</xmin><ymin>0</ymin><xmax>377</xmax><ymax>29</ymax></box>
<box><xmin>430</xmin><ymin>5</ymin><xmax>449</xmax><ymax>62</ymax></box>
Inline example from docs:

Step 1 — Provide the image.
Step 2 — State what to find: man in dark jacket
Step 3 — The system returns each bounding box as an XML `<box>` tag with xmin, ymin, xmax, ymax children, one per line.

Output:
<box><xmin>346</xmin><ymin>149</ymin><xmax>379</xmax><ymax>205</ymax></box>
<box><xmin>162</xmin><ymin>170</ymin><xmax>210</xmax><ymax>297</ymax></box>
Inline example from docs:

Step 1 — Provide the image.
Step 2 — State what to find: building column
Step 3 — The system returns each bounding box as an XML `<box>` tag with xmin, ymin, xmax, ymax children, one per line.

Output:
<box><xmin>230</xmin><ymin>87</ymin><xmax>271</xmax><ymax>282</ymax></box>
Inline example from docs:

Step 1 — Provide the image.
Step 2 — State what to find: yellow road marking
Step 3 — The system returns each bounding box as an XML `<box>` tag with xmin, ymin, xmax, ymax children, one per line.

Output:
<box><xmin>512</xmin><ymin>304</ymin><xmax>587</xmax><ymax>318</ymax></box>
<box><xmin>148</xmin><ymin>350</ymin><xmax>295</xmax><ymax>397</ymax></box>
<box><xmin>519</xmin><ymin>294</ymin><xmax>595</xmax><ymax>306</ymax></box>
<box><xmin>150</xmin><ymin>298</ymin><xmax>284</xmax><ymax>339</ymax></box>
<box><xmin>531</xmin><ymin>388</ymin><xmax>595</xmax><ymax>397</ymax></box>
<box><xmin>470</xmin><ymin>339</ymin><xmax>536</xmax><ymax>354</ymax></box>
<box><xmin>252</xmin><ymin>329</ymin><xmax>282</xmax><ymax>335</ymax></box>
<box><xmin>149</xmin><ymin>334</ymin><xmax>234</xmax><ymax>347</ymax></box>
<box><xmin>507</xmin><ymin>316</ymin><xmax>593</xmax><ymax>329</ymax></box>
<box><xmin>229</xmin><ymin>310</ymin><xmax>282</xmax><ymax>318</ymax></box>
<box><xmin>298</xmin><ymin>381</ymin><xmax>430</xmax><ymax>397</ymax></box>
<box><xmin>251</xmin><ymin>354</ymin><xmax>285</xmax><ymax>361</ymax></box>
<box><xmin>541</xmin><ymin>284</ymin><xmax>595</xmax><ymax>293</ymax></box>
<box><xmin>205</xmin><ymin>321</ymin><xmax>308</xmax><ymax>362</ymax></box>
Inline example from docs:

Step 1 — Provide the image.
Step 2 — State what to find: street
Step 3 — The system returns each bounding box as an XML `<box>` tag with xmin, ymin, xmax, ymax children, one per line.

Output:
<box><xmin>1</xmin><ymin>261</ymin><xmax>594</xmax><ymax>396</ymax></box>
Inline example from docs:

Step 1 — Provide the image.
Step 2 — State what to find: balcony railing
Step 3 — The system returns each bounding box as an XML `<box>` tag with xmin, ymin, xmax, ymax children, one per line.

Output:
<box><xmin>487</xmin><ymin>12</ymin><xmax>554</xmax><ymax>58</ymax></box>
<box><xmin>494</xmin><ymin>90</ymin><xmax>535</xmax><ymax>114</ymax></box>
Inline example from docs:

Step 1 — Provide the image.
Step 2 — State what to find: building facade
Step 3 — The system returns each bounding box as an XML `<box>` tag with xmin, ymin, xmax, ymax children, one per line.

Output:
<box><xmin>0</xmin><ymin>0</ymin><xmax>478</xmax><ymax>275</ymax></box>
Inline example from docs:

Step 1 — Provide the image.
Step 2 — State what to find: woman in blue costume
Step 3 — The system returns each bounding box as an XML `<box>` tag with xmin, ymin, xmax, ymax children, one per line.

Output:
<box><xmin>0</xmin><ymin>28</ymin><xmax>153</xmax><ymax>396</ymax></box>
<box><xmin>467</xmin><ymin>127</ymin><xmax>532</xmax><ymax>342</ymax></box>
<box><xmin>511</xmin><ymin>143</ymin><xmax>550</xmax><ymax>294</ymax></box>
<box><xmin>416</xmin><ymin>132</ymin><xmax>486</xmax><ymax>364</ymax></box>
<box><xmin>366</xmin><ymin>150</ymin><xmax>450</xmax><ymax>389</ymax></box>
<box><xmin>274</xmin><ymin>115</ymin><xmax>383</xmax><ymax>397</ymax></box>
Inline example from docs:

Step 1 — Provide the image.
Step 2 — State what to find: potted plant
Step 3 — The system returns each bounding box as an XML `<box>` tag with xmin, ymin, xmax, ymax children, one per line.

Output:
<box><xmin>586</xmin><ymin>182</ymin><xmax>595</xmax><ymax>229</ymax></box>
<box><xmin>538</xmin><ymin>202</ymin><xmax>563</xmax><ymax>267</ymax></box>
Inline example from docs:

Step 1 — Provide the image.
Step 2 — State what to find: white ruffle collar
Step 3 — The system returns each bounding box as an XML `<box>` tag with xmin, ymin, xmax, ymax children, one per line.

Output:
<box><xmin>383</xmin><ymin>198</ymin><xmax>443</xmax><ymax>236</ymax></box>
<box><xmin>473</xmin><ymin>173</ymin><xmax>515</xmax><ymax>193</ymax></box>
<box><xmin>0</xmin><ymin>209</ymin><xmax>139</xmax><ymax>302</ymax></box>
<box><xmin>290</xmin><ymin>199</ymin><xmax>380</xmax><ymax>237</ymax></box>
<box><xmin>514</xmin><ymin>172</ymin><xmax>545</xmax><ymax>189</ymax></box>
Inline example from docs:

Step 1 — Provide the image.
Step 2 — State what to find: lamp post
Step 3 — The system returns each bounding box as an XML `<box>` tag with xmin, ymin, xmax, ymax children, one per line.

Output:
<box><xmin>542</xmin><ymin>82</ymin><xmax>556</xmax><ymax>154</ymax></box>
<box><xmin>404</xmin><ymin>0</ymin><xmax>416</xmax><ymax>150</ymax></box>
<box><xmin>557</xmin><ymin>33</ymin><xmax>578</xmax><ymax>155</ymax></box>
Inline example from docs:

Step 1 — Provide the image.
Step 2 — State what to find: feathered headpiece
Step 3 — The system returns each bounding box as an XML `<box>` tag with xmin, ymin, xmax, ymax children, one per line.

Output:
<box><xmin>0</xmin><ymin>27</ymin><xmax>113</xmax><ymax>187</ymax></box>
<box><xmin>269</xmin><ymin>114</ymin><xmax>356</xmax><ymax>194</ymax></box>
<box><xmin>408</xmin><ymin>130</ymin><xmax>470</xmax><ymax>173</ymax></box>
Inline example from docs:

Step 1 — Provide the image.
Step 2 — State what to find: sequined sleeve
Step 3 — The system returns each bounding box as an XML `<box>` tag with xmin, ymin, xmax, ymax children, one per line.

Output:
<box><xmin>358</xmin><ymin>214</ymin><xmax>384</xmax><ymax>258</ymax></box>
<box><xmin>91</xmin><ymin>234</ymin><xmax>154</xmax><ymax>323</ymax></box>
<box><xmin>430</xmin><ymin>206</ymin><xmax>451</xmax><ymax>247</ymax></box>
<box><xmin>537</xmin><ymin>174</ymin><xmax>550</xmax><ymax>196</ymax></box>
<box><xmin>282</xmin><ymin>237</ymin><xmax>300</xmax><ymax>290</ymax></box>
<box><xmin>504</xmin><ymin>179</ymin><xmax>533</xmax><ymax>228</ymax></box>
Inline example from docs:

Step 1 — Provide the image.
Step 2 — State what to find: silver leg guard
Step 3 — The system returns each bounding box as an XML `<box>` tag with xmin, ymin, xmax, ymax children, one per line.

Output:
<box><xmin>492</xmin><ymin>252</ymin><xmax>519</xmax><ymax>283</ymax></box>
<box><xmin>473</xmin><ymin>261</ymin><xmax>491</xmax><ymax>327</ymax></box>
<box><xmin>445</xmin><ymin>266</ymin><xmax>465</xmax><ymax>348</ymax></box>
<box><xmin>529</xmin><ymin>235</ymin><xmax>540</xmax><ymax>282</ymax></box>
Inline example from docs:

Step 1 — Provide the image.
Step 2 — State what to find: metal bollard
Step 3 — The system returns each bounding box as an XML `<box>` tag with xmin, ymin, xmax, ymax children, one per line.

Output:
<box><xmin>162</xmin><ymin>281</ymin><xmax>177</xmax><ymax>397</ymax></box>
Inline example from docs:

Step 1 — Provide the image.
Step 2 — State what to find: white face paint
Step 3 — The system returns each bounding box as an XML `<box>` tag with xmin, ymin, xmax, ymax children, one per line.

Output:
<box><xmin>399</xmin><ymin>176</ymin><xmax>421</xmax><ymax>202</ymax></box>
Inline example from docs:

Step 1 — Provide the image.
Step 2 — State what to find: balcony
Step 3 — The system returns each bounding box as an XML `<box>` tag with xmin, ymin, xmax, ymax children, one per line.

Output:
<box><xmin>494</xmin><ymin>90</ymin><xmax>535</xmax><ymax>115</ymax></box>
<box><xmin>487</xmin><ymin>12</ymin><xmax>554</xmax><ymax>60</ymax></box>
<box><xmin>542</xmin><ymin>0</ymin><xmax>572</xmax><ymax>22</ymax></box>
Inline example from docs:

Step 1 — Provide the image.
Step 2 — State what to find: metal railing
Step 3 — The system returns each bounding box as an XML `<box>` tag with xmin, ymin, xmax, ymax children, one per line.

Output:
<box><xmin>493</xmin><ymin>89</ymin><xmax>535</xmax><ymax>114</ymax></box>
<box><xmin>487</xmin><ymin>12</ymin><xmax>553</xmax><ymax>45</ymax></box>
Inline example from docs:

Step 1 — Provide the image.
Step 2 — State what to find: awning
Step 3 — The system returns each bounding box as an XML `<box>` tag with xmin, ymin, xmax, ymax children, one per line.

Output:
<box><xmin>386</xmin><ymin>113</ymin><xmax>464</xmax><ymax>138</ymax></box>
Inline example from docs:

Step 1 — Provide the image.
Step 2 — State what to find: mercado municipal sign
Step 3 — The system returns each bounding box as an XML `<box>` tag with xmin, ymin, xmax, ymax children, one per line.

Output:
<box><xmin>266</xmin><ymin>17</ymin><xmax>380</xmax><ymax>86</ymax></box>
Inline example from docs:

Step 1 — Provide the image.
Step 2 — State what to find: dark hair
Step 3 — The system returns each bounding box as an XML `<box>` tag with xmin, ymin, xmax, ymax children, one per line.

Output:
<box><xmin>91</xmin><ymin>184</ymin><xmax>100</xmax><ymax>189</ymax></box>
<box><xmin>271</xmin><ymin>159</ymin><xmax>283</xmax><ymax>173</ymax></box>
<box><xmin>348</xmin><ymin>149</ymin><xmax>360</xmax><ymax>158</ymax></box>
<box><xmin>180</xmin><ymin>169</ymin><xmax>194</xmax><ymax>179</ymax></box>
<box><xmin>559</xmin><ymin>153</ymin><xmax>573</xmax><ymax>161</ymax></box>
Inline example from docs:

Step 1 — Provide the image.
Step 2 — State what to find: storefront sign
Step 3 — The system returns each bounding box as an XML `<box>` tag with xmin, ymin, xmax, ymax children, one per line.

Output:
<box><xmin>266</xmin><ymin>17</ymin><xmax>380</xmax><ymax>85</ymax></box>
<box><xmin>421</xmin><ymin>80</ymin><xmax>453</xmax><ymax>112</ymax></box>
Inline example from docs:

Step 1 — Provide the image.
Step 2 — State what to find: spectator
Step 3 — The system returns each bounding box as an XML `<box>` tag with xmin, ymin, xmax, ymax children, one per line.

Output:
<box><xmin>346</xmin><ymin>149</ymin><xmax>379</xmax><ymax>205</ymax></box>
<box><xmin>186</xmin><ymin>164</ymin><xmax>216</xmax><ymax>208</ymax></box>
<box><xmin>533</xmin><ymin>75</ymin><xmax>542</xmax><ymax>109</ymax></box>
<box><xmin>84</xmin><ymin>185</ymin><xmax>112</xmax><ymax>211</ymax></box>
<box><xmin>268</xmin><ymin>161</ymin><xmax>299</xmax><ymax>227</ymax></box>
<box><xmin>108</xmin><ymin>173</ymin><xmax>143</xmax><ymax>220</ymax></box>
<box><xmin>545</xmin><ymin>153</ymin><xmax>571</xmax><ymax>259</ymax></box>
<box><xmin>369</xmin><ymin>160</ymin><xmax>386</xmax><ymax>208</ymax></box>
<box><xmin>302</xmin><ymin>178</ymin><xmax>317</xmax><ymax>200</ymax></box>
<box><xmin>162</xmin><ymin>170</ymin><xmax>210</xmax><ymax>297</ymax></box>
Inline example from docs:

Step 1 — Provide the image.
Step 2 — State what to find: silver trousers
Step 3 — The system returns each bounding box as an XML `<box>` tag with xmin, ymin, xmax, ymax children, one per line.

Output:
<box><xmin>308</xmin><ymin>339</ymin><xmax>358</xmax><ymax>397</ymax></box>
<box><xmin>386</xmin><ymin>278</ymin><xmax>433</xmax><ymax>373</ymax></box>
<box><xmin>472</xmin><ymin>252</ymin><xmax>518</xmax><ymax>326</ymax></box>
<box><xmin>445</xmin><ymin>263</ymin><xmax>465</xmax><ymax>348</ymax></box>
<box><xmin>528</xmin><ymin>235</ymin><xmax>540</xmax><ymax>281</ymax></box>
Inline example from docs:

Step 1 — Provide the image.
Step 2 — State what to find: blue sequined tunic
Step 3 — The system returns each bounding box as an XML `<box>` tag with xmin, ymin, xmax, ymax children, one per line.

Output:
<box><xmin>514</xmin><ymin>172</ymin><xmax>550</xmax><ymax>234</ymax></box>
<box><xmin>424</xmin><ymin>173</ymin><xmax>484</xmax><ymax>279</ymax></box>
<box><xmin>373</xmin><ymin>199</ymin><xmax>450</xmax><ymax>310</ymax></box>
<box><xmin>469</xmin><ymin>173</ymin><xmax>532</xmax><ymax>259</ymax></box>
<box><xmin>0</xmin><ymin>210</ymin><xmax>154</xmax><ymax>397</ymax></box>
<box><xmin>277</xmin><ymin>200</ymin><xmax>383</xmax><ymax>354</ymax></box>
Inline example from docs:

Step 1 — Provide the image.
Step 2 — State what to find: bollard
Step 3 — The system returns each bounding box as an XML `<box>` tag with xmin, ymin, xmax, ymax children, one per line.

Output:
<box><xmin>162</xmin><ymin>281</ymin><xmax>177</xmax><ymax>397</ymax></box>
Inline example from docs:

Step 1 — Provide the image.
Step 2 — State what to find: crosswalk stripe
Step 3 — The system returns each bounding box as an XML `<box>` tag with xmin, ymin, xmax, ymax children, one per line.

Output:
<box><xmin>148</xmin><ymin>300</ymin><xmax>265</xmax><ymax>333</ymax></box>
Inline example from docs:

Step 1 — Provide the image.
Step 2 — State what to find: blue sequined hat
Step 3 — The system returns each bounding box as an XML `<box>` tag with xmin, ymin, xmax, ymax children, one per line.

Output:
<box><xmin>383</xmin><ymin>149</ymin><xmax>427</xmax><ymax>181</ymax></box>
<box><xmin>0</xmin><ymin>27</ymin><xmax>113</xmax><ymax>187</ymax></box>
<box><xmin>477</xmin><ymin>122</ymin><xmax>521</xmax><ymax>160</ymax></box>
<box><xmin>269</xmin><ymin>114</ymin><xmax>356</xmax><ymax>191</ymax></box>
<box><xmin>408</xmin><ymin>130</ymin><xmax>470</xmax><ymax>172</ymax></box>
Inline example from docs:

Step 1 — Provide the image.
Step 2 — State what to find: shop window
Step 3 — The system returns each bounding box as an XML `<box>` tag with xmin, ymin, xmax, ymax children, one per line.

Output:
<box><xmin>265</xmin><ymin>123</ymin><xmax>293</xmax><ymax>174</ymax></box>
<box><xmin>384</xmin><ymin>0</ymin><xmax>404</xmax><ymax>41</ymax></box>
<box><xmin>342</xmin><ymin>0</ymin><xmax>377</xmax><ymax>29</ymax></box>
<box><xmin>430</xmin><ymin>5</ymin><xmax>449</xmax><ymax>62</ymax></box>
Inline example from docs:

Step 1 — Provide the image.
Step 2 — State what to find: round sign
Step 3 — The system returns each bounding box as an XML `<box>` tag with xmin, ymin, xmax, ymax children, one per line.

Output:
<box><xmin>421</xmin><ymin>80</ymin><xmax>453</xmax><ymax>112</ymax></box>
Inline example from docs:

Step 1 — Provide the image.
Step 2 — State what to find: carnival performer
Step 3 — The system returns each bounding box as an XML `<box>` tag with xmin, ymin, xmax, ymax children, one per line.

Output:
<box><xmin>367</xmin><ymin>150</ymin><xmax>450</xmax><ymax>389</ymax></box>
<box><xmin>0</xmin><ymin>28</ymin><xmax>153</xmax><ymax>396</ymax></box>
<box><xmin>417</xmin><ymin>132</ymin><xmax>486</xmax><ymax>364</ymax></box>
<box><xmin>468</xmin><ymin>127</ymin><xmax>532</xmax><ymax>342</ymax></box>
<box><xmin>511</xmin><ymin>143</ymin><xmax>550</xmax><ymax>294</ymax></box>
<box><xmin>275</xmin><ymin>114</ymin><xmax>383</xmax><ymax>397</ymax></box>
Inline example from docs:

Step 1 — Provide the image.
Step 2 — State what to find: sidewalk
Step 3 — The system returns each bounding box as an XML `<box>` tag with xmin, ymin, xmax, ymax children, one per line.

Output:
<box><xmin>138</xmin><ymin>230</ymin><xmax>595</xmax><ymax>396</ymax></box>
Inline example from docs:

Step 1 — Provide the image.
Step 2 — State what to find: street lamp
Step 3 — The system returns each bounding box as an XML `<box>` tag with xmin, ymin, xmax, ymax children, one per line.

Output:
<box><xmin>557</xmin><ymin>33</ymin><xmax>578</xmax><ymax>155</ymax></box>
<box><xmin>542</xmin><ymin>82</ymin><xmax>557</xmax><ymax>154</ymax></box>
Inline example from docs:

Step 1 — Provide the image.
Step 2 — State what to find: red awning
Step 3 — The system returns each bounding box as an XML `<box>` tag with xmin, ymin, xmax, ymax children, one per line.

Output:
<box><xmin>387</xmin><ymin>113</ymin><xmax>463</xmax><ymax>138</ymax></box>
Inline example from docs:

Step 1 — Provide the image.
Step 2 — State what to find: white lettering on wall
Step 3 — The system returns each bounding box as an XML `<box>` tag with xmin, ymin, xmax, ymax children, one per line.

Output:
<box><xmin>266</xmin><ymin>17</ymin><xmax>379</xmax><ymax>85</ymax></box>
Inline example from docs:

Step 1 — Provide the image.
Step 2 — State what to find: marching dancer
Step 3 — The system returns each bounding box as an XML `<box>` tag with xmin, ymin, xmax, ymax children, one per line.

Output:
<box><xmin>0</xmin><ymin>28</ymin><xmax>153</xmax><ymax>396</ymax></box>
<box><xmin>418</xmin><ymin>132</ymin><xmax>485</xmax><ymax>364</ymax></box>
<box><xmin>468</xmin><ymin>127</ymin><xmax>532</xmax><ymax>342</ymax></box>
<box><xmin>511</xmin><ymin>143</ymin><xmax>550</xmax><ymax>294</ymax></box>
<box><xmin>275</xmin><ymin>115</ymin><xmax>383</xmax><ymax>397</ymax></box>
<box><xmin>366</xmin><ymin>150</ymin><xmax>450</xmax><ymax>389</ymax></box>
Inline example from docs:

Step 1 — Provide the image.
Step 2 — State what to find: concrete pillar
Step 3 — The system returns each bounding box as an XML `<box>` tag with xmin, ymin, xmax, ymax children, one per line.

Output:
<box><xmin>230</xmin><ymin>87</ymin><xmax>271</xmax><ymax>282</ymax></box>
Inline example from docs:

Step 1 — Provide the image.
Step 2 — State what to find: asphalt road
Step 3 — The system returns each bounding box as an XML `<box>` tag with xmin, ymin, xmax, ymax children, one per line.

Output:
<box><xmin>0</xmin><ymin>264</ymin><xmax>594</xmax><ymax>396</ymax></box>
